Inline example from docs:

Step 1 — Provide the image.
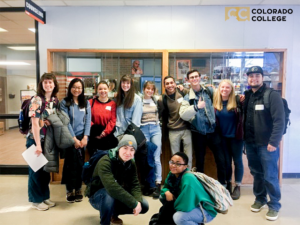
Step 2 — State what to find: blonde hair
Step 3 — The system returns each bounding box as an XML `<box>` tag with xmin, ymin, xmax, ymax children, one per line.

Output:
<box><xmin>213</xmin><ymin>79</ymin><xmax>237</xmax><ymax>111</ymax></box>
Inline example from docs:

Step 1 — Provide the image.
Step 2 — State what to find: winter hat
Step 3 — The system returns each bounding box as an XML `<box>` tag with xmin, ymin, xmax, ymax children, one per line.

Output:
<box><xmin>118</xmin><ymin>134</ymin><xmax>137</xmax><ymax>150</ymax></box>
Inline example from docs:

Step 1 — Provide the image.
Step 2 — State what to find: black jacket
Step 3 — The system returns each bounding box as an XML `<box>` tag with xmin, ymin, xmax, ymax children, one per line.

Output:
<box><xmin>244</xmin><ymin>83</ymin><xmax>285</xmax><ymax>147</ymax></box>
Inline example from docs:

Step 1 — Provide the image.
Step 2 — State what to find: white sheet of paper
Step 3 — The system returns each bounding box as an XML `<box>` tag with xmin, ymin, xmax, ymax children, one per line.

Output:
<box><xmin>22</xmin><ymin>144</ymin><xmax>48</xmax><ymax>172</ymax></box>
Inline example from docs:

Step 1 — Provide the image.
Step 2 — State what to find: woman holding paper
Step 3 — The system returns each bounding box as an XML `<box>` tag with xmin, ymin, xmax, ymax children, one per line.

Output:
<box><xmin>60</xmin><ymin>78</ymin><xmax>91</xmax><ymax>203</ymax></box>
<box><xmin>26</xmin><ymin>73</ymin><xmax>59</xmax><ymax>211</ymax></box>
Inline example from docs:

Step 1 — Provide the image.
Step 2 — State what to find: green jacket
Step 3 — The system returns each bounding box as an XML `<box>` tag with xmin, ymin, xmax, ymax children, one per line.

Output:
<box><xmin>88</xmin><ymin>147</ymin><xmax>142</xmax><ymax>209</ymax></box>
<box><xmin>161</xmin><ymin>170</ymin><xmax>217</xmax><ymax>217</ymax></box>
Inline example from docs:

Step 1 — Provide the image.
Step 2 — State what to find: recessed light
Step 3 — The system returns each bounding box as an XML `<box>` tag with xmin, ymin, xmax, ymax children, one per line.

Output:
<box><xmin>0</xmin><ymin>62</ymin><xmax>30</xmax><ymax>65</ymax></box>
<box><xmin>28</xmin><ymin>28</ymin><xmax>35</xmax><ymax>33</ymax></box>
<box><xmin>0</xmin><ymin>28</ymin><xmax>8</xmax><ymax>32</ymax></box>
<box><xmin>8</xmin><ymin>46</ymin><xmax>36</xmax><ymax>51</ymax></box>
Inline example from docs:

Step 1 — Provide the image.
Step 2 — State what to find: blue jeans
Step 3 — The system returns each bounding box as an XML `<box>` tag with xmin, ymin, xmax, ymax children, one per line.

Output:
<box><xmin>140</xmin><ymin>124</ymin><xmax>162</xmax><ymax>183</ymax></box>
<box><xmin>221</xmin><ymin>136</ymin><xmax>244</xmax><ymax>183</ymax></box>
<box><xmin>89</xmin><ymin>188</ymin><xmax>149</xmax><ymax>225</ymax></box>
<box><xmin>26</xmin><ymin>138</ymin><xmax>50</xmax><ymax>203</ymax></box>
<box><xmin>173</xmin><ymin>207</ymin><xmax>215</xmax><ymax>225</ymax></box>
<box><xmin>245</xmin><ymin>143</ymin><xmax>281</xmax><ymax>211</ymax></box>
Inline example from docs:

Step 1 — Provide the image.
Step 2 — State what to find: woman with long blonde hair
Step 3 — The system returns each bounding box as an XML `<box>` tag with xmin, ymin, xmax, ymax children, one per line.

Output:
<box><xmin>213</xmin><ymin>79</ymin><xmax>244</xmax><ymax>200</ymax></box>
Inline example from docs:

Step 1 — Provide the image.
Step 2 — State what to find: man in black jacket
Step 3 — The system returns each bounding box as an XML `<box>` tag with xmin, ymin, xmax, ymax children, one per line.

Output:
<box><xmin>243</xmin><ymin>66</ymin><xmax>285</xmax><ymax>221</ymax></box>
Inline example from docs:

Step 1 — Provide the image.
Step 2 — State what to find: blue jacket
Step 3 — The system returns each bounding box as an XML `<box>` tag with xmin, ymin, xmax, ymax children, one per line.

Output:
<box><xmin>179</xmin><ymin>86</ymin><xmax>216</xmax><ymax>135</ymax></box>
<box><xmin>114</xmin><ymin>94</ymin><xmax>143</xmax><ymax>137</ymax></box>
<box><xmin>60</xmin><ymin>99</ymin><xmax>91</xmax><ymax>137</ymax></box>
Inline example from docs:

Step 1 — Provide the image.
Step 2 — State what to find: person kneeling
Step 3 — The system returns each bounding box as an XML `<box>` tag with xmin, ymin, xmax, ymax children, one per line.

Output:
<box><xmin>159</xmin><ymin>152</ymin><xmax>217</xmax><ymax>225</ymax></box>
<box><xmin>87</xmin><ymin>135</ymin><xmax>149</xmax><ymax>225</ymax></box>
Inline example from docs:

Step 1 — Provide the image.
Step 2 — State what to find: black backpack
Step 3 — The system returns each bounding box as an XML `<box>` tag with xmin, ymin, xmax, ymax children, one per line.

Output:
<box><xmin>263</xmin><ymin>89</ymin><xmax>291</xmax><ymax>135</ymax></box>
<box><xmin>81</xmin><ymin>150</ymin><xmax>108</xmax><ymax>185</ymax></box>
<box><xmin>18</xmin><ymin>96</ymin><xmax>46</xmax><ymax>135</ymax></box>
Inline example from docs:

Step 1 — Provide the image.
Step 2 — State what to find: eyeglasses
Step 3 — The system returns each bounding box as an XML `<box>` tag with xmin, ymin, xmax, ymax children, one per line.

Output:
<box><xmin>169</xmin><ymin>160</ymin><xmax>186</xmax><ymax>167</ymax></box>
<box><xmin>72</xmin><ymin>87</ymin><xmax>82</xmax><ymax>90</ymax></box>
<box><xmin>189</xmin><ymin>75</ymin><xmax>200</xmax><ymax>80</ymax></box>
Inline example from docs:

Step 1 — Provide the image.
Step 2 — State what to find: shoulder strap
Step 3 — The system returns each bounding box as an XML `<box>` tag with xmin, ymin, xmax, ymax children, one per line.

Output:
<box><xmin>263</xmin><ymin>88</ymin><xmax>273</xmax><ymax>110</ymax></box>
<box><xmin>202</xmin><ymin>86</ymin><xmax>213</xmax><ymax>101</ymax></box>
<box><xmin>91</xmin><ymin>98</ymin><xmax>96</xmax><ymax>108</ymax></box>
<box><xmin>163</xmin><ymin>94</ymin><xmax>168</xmax><ymax>112</ymax></box>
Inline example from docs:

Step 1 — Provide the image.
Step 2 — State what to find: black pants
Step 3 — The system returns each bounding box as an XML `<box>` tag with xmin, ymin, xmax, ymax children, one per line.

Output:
<box><xmin>192</xmin><ymin>131</ymin><xmax>227</xmax><ymax>184</ymax></box>
<box><xmin>61</xmin><ymin>135</ymin><xmax>85</xmax><ymax>192</ymax></box>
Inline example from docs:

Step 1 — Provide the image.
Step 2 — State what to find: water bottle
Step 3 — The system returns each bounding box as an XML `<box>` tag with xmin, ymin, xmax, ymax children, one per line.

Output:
<box><xmin>19</xmin><ymin>109</ymin><xmax>24</xmax><ymax>130</ymax></box>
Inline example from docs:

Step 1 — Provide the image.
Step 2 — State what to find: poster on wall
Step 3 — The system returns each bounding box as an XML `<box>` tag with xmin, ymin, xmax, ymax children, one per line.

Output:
<box><xmin>20</xmin><ymin>90</ymin><xmax>36</xmax><ymax>103</ymax></box>
<box><xmin>176</xmin><ymin>60</ymin><xmax>191</xmax><ymax>80</ymax></box>
<box><xmin>131</xmin><ymin>59</ymin><xmax>144</xmax><ymax>77</ymax></box>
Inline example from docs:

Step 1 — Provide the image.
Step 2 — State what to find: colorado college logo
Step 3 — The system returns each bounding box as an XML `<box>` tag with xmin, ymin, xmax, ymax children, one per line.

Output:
<box><xmin>225</xmin><ymin>7</ymin><xmax>250</xmax><ymax>21</ymax></box>
<box><xmin>128</xmin><ymin>141</ymin><xmax>133</xmax><ymax>145</ymax></box>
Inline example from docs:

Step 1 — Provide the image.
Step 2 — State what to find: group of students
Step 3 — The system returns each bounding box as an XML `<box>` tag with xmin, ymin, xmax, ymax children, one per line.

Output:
<box><xmin>26</xmin><ymin>65</ymin><xmax>284</xmax><ymax>224</ymax></box>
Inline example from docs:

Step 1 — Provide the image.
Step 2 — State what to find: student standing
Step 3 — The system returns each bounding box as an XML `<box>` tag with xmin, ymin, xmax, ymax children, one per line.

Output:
<box><xmin>140</xmin><ymin>81</ymin><xmax>162</xmax><ymax>199</ymax></box>
<box><xmin>213</xmin><ymin>79</ymin><xmax>244</xmax><ymax>200</ymax></box>
<box><xmin>26</xmin><ymin>73</ymin><xmax>59</xmax><ymax>211</ymax></box>
<box><xmin>60</xmin><ymin>78</ymin><xmax>91</xmax><ymax>203</ymax></box>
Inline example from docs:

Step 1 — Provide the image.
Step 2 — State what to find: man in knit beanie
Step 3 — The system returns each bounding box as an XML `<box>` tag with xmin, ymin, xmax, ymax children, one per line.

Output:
<box><xmin>88</xmin><ymin>134</ymin><xmax>149</xmax><ymax>225</ymax></box>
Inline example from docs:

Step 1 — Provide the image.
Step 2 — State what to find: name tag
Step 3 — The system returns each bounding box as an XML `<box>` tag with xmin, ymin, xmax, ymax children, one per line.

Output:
<box><xmin>177</xmin><ymin>97</ymin><xmax>183</xmax><ymax>103</ymax></box>
<box><xmin>149</xmin><ymin>102</ymin><xmax>156</xmax><ymax>107</ymax></box>
<box><xmin>255</xmin><ymin>105</ymin><xmax>264</xmax><ymax>110</ymax></box>
<box><xmin>106</xmin><ymin>106</ymin><xmax>111</xmax><ymax>111</ymax></box>
<box><xmin>80</xmin><ymin>108</ymin><xmax>85</xmax><ymax>112</ymax></box>
<box><xmin>49</xmin><ymin>102</ymin><xmax>53</xmax><ymax>109</ymax></box>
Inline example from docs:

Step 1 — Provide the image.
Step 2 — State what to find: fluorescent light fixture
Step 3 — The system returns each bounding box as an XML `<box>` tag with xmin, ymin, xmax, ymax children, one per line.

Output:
<box><xmin>0</xmin><ymin>61</ymin><xmax>30</xmax><ymax>65</ymax></box>
<box><xmin>0</xmin><ymin>27</ymin><xmax>8</xmax><ymax>32</ymax></box>
<box><xmin>28</xmin><ymin>28</ymin><xmax>35</xmax><ymax>33</ymax></box>
<box><xmin>8</xmin><ymin>46</ymin><xmax>36</xmax><ymax>51</ymax></box>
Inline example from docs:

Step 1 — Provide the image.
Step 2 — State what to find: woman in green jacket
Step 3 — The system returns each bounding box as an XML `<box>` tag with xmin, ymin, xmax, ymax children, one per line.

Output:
<box><xmin>160</xmin><ymin>152</ymin><xmax>217</xmax><ymax>225</ymax></box>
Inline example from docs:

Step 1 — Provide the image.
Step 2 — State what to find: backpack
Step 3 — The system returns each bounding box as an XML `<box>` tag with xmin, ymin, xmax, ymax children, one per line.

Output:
<box><xmin>81</xmin><ymin>150</ymin><xmax>108</xmax><ymax>186</ymax></box>
<box><xmin>263</xmin><ymin>89</ymin><xmax>291</xmax><ymax>135</ymax></box>
<box><xmin>18</xmin><ymin>96</ymin><xmax>46</xmax><ymax>135</ymax></box>
<box><xmin>186</xmin><ymin>171</ymin><xmax>233</xmax><ymax>214</ymax></box>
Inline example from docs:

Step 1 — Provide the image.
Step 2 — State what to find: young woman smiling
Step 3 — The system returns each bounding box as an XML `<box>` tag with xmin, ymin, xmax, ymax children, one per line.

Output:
<box><xmin>140</xmin><ymin>81</ymin><xmax>162</xmax><ymax>199</ymax></box>
<box><xmin>87</xmin><ymin>81</ymin><xmax>118</xmax><ymax>156</ymax></box>
<box><xmin>60</xmin><ymin>78</ymin><xmax>91</xmax><ymax>203</ymax></box>
<box><xmin>213</xmin><ymin>79</ymin><xmax>244</xmax><ymax>200</ymax></box>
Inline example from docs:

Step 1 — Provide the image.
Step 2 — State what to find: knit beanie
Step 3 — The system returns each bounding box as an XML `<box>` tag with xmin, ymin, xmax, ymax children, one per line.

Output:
<box><xmin>117</xmin><ymin>134</ymin><xmax>137</xmax><ymax>150</ymax></box>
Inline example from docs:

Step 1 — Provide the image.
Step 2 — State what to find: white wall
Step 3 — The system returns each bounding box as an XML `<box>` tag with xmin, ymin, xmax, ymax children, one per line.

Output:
<box><xmin>39</xmin><ymin>5</ymin><xmax>300</xmax><ymax>173</ymax></box>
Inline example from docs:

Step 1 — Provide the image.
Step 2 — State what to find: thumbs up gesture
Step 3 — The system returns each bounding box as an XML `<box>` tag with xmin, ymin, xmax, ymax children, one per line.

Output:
<box><xmin>197</xmin><ymin>97</ymin><xmax>206</xmax><ymax>109</ymax></box>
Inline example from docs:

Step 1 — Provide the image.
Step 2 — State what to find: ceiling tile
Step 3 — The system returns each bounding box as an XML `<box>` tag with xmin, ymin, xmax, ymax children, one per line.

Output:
<box><xmin>0</xmin><ymin>15</ymin><xmax>10</xmax><ymax>21</ymax></box>
<box><xmin>1</xmin><ymin>13</ymin><xmax>34</xmax><ymax>22</ymax></box>
<box><xmin>261</xmin><ymin>0</ymin><xmax>300</xmax><ymax>4</ymax></box>
<box><xmin>64</xmin><ymin>1</ymin><xmax>124</xmax><ymax>6</ymax></box>
<box><xmin>0</xmin><ymin>21</ymin><xmax>23</xmax><ymax>29</ymax></box>
<box><xmin>4</xmin><ymin>1</ymin><xmax>25</xmax><ymax>7</ymax></box>
<box><xmin>201</xmin><ymin>0</ymin><xmax>262</xmax><ymax>5</ymax></box>
<box><xmin>125</xmin><ymin>0</ymin><xmax>201</xmax><ymax>6</ymax></box>
<box><xmin>32</xmin><ymin>1</ymin><xmax>66</xmax><ymax>6</ymax></box>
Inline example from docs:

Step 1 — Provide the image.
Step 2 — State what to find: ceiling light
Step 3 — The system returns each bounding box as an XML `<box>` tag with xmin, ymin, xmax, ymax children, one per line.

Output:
<box><xmin>28</xmin><ymin>28</ymin><xmax>35</xmax><ymax>33</ymax></box>
<box><xmin>0</xmin><ymin>62</ymin><xmax>30</xmax><ymax>65</ymax></box>
<box><xmin>0</xmin><ymin>28</ymin><xmax>8</xmax><ymax>32</ymax></box>
<box><xmin>8</xmin><ymin>46</ymin><xmax>36</xmax><ymax>51</ymax></box>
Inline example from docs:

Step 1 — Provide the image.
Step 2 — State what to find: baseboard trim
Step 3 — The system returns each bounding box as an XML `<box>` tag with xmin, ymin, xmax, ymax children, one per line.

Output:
<box><xmin>282</xmin><ymin>173</ymin><xmax>300</xmax><ymax>178</ymax></box>
<box><xmin>0</xmin><ymin>165</ymin><xmax>29</xmax><ymax>175</ymax></box>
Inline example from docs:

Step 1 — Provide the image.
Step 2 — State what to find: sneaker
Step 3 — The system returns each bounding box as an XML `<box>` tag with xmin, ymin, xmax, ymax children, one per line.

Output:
<box><xmin>111</xmin><ymin>216</ymin><xmax>123</xmax><ymax>225</ymax></box>
<box><xmin>231</xmin><ymin>186</ymin><xmax>240</xmax><ymax>200</ymax></box>
<box><xmin>43</xmin><ymin>199</ymin><xmax>56</xmax><ymax>208</ymax></box>
<box><xmin>32</xmin><ymin>202</ymin><xmax>49</xmax><ymax>211</ymax></box>
<box><xmin>152</xmin><ymin>183</ymin><xmax>161</xmax><ymax>199</ymax></box>
<box><xmin>66</xmin><ymin>192</ymin><xmax>75</xmax><ymax>203</ymax></box>
<box><xmin>75</xmin><ymin>190</ymin><xmax>83</xmax><ymax>202</ymax></box>
<box><xmin>266</xmin><ymin>209</ymin><xmax>279</xmax><ymax>221</ymax></box>
<box><xmin>250</xmin><ymin>202</ymin><xmax>266</xmax><ymax>212</ymax></box>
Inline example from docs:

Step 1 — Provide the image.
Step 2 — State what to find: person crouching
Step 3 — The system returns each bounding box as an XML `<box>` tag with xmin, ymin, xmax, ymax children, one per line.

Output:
<box><xmin>87</xmin><ymin>134</ymin><xmax>149</xmax><ymax>225</ymax></box>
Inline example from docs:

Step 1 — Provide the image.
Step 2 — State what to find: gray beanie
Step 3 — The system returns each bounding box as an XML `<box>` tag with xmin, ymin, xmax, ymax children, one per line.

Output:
<box><xmin>118</xmin><ymin>134</ymin><xmax>137</xmax><ymax>150</ymax></box>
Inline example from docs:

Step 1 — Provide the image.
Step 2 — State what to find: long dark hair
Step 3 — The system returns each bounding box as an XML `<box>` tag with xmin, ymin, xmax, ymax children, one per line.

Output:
<box><xmin>65</xmin><ymin>78</ymin><xmax>86</xmax><ymax>109</ymax></box>
<box><xmin>116</xmin><ymin>75</ymin><xmax>135</xmax><ymax>108</ymax></box>
<box><xmin>37</xmin><ymin>73</ymin><xmax>59</xmax><ymax>97</ymax></box>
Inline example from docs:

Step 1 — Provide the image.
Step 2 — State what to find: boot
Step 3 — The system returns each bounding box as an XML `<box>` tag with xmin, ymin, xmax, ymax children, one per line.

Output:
<box><xmin>152</xmin><ymin>183</ymin><xmax>161</xmax><ymax>199</ymax></box>
<box><xmin>226</xmin><ymin>182</ymin><xmax>232</xmax><ymax>195</ymax></box>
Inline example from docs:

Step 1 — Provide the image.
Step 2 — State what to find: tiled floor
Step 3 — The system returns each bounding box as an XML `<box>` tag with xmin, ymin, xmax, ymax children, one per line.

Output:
<box><xmin>0</xmin><ymin>175</ymin><xmax>299</xmax><ymax>225</ymax></box>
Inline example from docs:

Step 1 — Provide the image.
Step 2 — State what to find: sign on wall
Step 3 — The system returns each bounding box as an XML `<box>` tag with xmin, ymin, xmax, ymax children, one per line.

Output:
<box><xmin>25</xmin><ymin>0</ymin><xmax>46</xmax><ymax>24</ymax></box>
